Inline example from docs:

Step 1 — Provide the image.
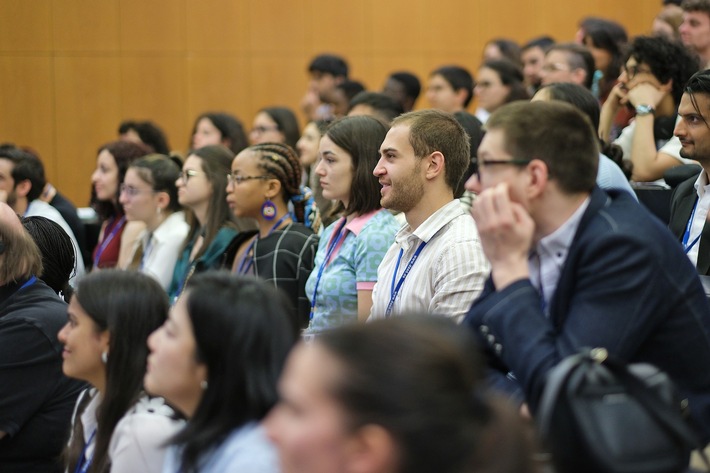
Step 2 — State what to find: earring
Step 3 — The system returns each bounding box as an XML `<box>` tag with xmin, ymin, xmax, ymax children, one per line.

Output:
<box><xmin>101</xmin><ymin>351</ymin><xmax>108</xmax><ymax>364</ymax></box>
<box><xmin>261</xmin><ymin>199</ymin><xmax>277</xmax><ymax>220</ymax></box>
<box><xmin>200</xmin><ymin>380</ymin><xmax>208</xmax><ymax>390</ymax></box>
<box><xmin>157</xmin><ymin>207</ymin><xmax>162</xmax><ymax>216</ymax></box>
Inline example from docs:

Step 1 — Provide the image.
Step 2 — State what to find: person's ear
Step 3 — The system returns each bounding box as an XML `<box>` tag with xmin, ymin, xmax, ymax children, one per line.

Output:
<box><xmin>526</xmin><ymin>158</ymin><xmax>549</xmax><ymax>199</ymax></box>
<box><xmin>660</xmin><ymin>78</ymin><xmax>673</xmax><ymax>94</ymax></box>
<box><xmin>265</xmin><ymin>178</ymin><xmax>283</xmax><ymax>200</ymax></box>
<box><xmin>155</xmin><ymin>191</ymin><xmax>170</xmax><ymax>211</ymax></box>
<box><xmin>424</xmin><ymin>151</ymin><xmax>446</xmax><ymax>181</ymax></box>
<box><xmin>14</xmin><ymin>179</ymin><xmax>31</xmax><ymax>199</ymax></box>
<box><xmin>344</xmin><ymin>424</ymin><xmax>398</xmax><ymax>473</ymax></box>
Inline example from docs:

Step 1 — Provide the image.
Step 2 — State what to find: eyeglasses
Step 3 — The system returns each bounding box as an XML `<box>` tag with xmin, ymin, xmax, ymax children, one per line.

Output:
<box><xmin>474</xmin><ymin>158</ymin><xmax>532</xmax><ymax>180</ymax></box>
<box><xmin>622</xmin><ymin>64</ymin><xmax>652</xmax><ymax>81</ymax></box>
<box><xmin>250</xmin><ymin>125</ymin><xmax>279</xmax><ymax>135</ymax></box>
<box><xmin>541</xmin><ymin>62</ymin><xmax>570</xmax><ymax>73</ymax></box>
<box><xmin>227</xmin><ymin>173</ymin><xmax>271</xmax><ymax>185</ymax></box>
<box><xmin>179</xmin><ymin>169</ymin><xmax>205</xmax><ymax>182</ymax></box>
<box><xmin>119</xmin><ymin>184</ymin><xmax>156</xmax><ymax>198</ymax></box>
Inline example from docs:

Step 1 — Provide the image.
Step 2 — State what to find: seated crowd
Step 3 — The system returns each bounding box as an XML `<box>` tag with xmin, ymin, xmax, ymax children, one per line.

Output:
<box><xmin>6</xmin><ymin>2</ymin><xmax>710</xmax><ymax>471</ymax></box>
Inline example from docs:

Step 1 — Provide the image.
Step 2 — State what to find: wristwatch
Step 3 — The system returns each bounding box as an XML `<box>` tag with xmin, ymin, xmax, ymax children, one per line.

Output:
<box><xmin>635</xmin><ymin>104</ymin><xmax>655</xmax><ymax>116</ymax></box>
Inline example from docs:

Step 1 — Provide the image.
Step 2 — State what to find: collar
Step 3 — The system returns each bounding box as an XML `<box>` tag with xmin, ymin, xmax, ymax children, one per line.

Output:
<box><xmin>144</xmin><ymin>211</ymin><xmax>186</xmax><ymax>244</ymax></box>
<box><xmin>344</xmin><ymin>209</ymin><xmax>380</xmax><ymax>237</ymax></box>
<box><xmin>535</xmin><ymin>196</ymin><xmax>590</xmax><ymax>261</ymax></box>
<box><xmin>395</xmin><ymin>200</ymin><xmax>463</xmax><ymax>246</ymax></box>
<box><xmin>694</xmin><ymin>171</ymin><xmax>710</xmax><ymax>199</ymax></box>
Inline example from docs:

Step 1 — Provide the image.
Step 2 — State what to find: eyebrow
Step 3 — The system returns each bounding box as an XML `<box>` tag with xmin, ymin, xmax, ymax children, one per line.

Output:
<box><xmin>380</xmin><ymin>147</ymin><xmax>398</xmax><ymax>154</ymax></box>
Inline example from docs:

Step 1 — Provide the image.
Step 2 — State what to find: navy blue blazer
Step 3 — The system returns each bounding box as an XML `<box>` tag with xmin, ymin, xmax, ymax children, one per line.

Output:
<box><xmin>669</xmin><ymin>171</ymin><xmax>710</xmax><ymax>275</ymax></box>
<box><xmin>465</xmin><ymin>187</ymin><xmax>710</xmax><ymax>441</ymax></box>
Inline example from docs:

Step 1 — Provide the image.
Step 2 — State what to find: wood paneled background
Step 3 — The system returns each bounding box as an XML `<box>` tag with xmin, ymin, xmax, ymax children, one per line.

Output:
<box><xmin>0</xmin><ymin>0</ymin><xmax>658</xmax><ymax>206</ymax></box>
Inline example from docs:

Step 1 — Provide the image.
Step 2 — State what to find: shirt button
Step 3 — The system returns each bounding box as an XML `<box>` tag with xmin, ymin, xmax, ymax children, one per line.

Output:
<box><xmin>486</xmin><ymin>334</ymin><xmax>495</xmax><ymax>344</ymax></box>
<box><xmin>494</xmin><ymin>343</ymin><xmax>503</xmax><ymax>355</ymax></box>
<box><xmin>480</xmin><ymin>325</ymin><xmax>489</xmax><ymax>335</ymax></box>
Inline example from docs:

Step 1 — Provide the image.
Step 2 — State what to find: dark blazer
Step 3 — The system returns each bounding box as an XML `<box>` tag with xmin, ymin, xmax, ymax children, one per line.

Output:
<box><xmin>669</xmin><ymin>171</ymin><xmax>710</xmax><ymax>275</ymax></box>
<box><xmin>465</xmin><ymin>187</ymin><xmax>710</xmax><ymax>441</ymax></box>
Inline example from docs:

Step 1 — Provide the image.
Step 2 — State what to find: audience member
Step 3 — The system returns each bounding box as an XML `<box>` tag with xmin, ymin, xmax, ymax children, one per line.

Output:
<box><xmin>464</xmin><ymin>100</ymin><xmax>710</xmax><ymax>443</ymax></box>
<box><xmin>370</xmin><ymin>110</ymin><xmax>489</xmax><ymax>321</ymax></box>
<box><xmin>580</xmin><ymin>17</ymin><xmax>628</xmax><ymax>101</ymax></box>
<box><xmin>453</xmin><ymin>111</ymin><xmax>486</xmax><ymax>211</ymax></box>
<box><xmin>296</xmin><ymin>119</ymin><xmax>336</xmax><ymax>226</ymax></box>
<box><xmin>90</xmin><ymin>140</ymin><xmax>150</xmax><ymax>269</ymax></box>
<box><xmin>119</xmin><ymin>155</ymin><xmax>189</xmax><ymax>290</ymax></box>
<box><xmin>189</xmin><ymin>112</ymin><xmax>248</xmax><ymax>155</ymax></box>
<box><xmin>669</xmin><ymin>69</ymin><xmax>710</xmax><ymax>274</ymax></box>
<box><xmin>0</xmin><ymin>202</ymin><xmax>84</xmax><ymax>473</ymax></box>
<box><xmin>540</xmin><ymin>42</ymin><xmax>595</xmax><ymax>90</ymax></box>
<box><xmin>118</xmin><ymin>120</ymin><xmax>171</xmax><ymax>154</ymax></box>
<box><xmin>426</xmin><ymin>65</ymin><xmax>475</xmax><ymax>113</ymax></box>
<box><xmin>22</xmin><ymin>216</ymin><xmax>76</xmax><ymax>301</ymax></box>
<box><xmin>302</xmin><ymin>53</ymin><xmax>349</xmax><ymax>121</ymax></box>
<box><xmin>653</xmin><ymin>3</ymin><xmax>684</xmax><ymax>39</ymax></box>
<box><xmin>59</xmin><ymin>270</ymin><xmax>180</xmax><ymax>473</ymax></box>
<box><xmin>168</xmin><ymin>145</ymin><xmax>240</xmax><ymax>302</ymax></box>
<box><xmin>483</xmin><ymin>38</ymin><xmax>523</xmax><ymax>68</ymax></box>
<box><xmin>382</xmin><ymin>71</ymin><xmax>421</xmax><ymax>112</ymax></box>
<box><xmin>146</xmin><ymin>273</ymin><xmax>296</xmax><ymax>472</ymax></box>
<box><xmin>600</xmin><ymin>35</ymin><xmax>699</xmax><ymax>181</ymax></box>
<box><xmin>0</xmin><ymin>147</ymin><xmax>85</xmax><ymax>283</ymax></box>
<box><xmin>680</xmin><ymin>0</ymin><xmax>710</xmax><ymax>69</ymax></box>
<box><xmin>225</xmin><ymin>142</ymin><xmax>319</xmax><ymax>328</ymax></box>
<box><xmin>305</xmin><ymin>116</ymin><xmax>400</xmax><ymax>335</ymax></box>
<box><xmin>249</xmin><ymin>106</ymin><xmax>301</xmax><ymax>149</ymax></box>
<box><xmin>347</xmin><ymin>91</ymin><xmax>404</xmax><ymax>123</ymax></box>
<box><xmin>521</xmin><ymin>36</ymin><xmax>555</xmax><ymax>95</ymax></box>
<box><xmin>267</xmin><ymin>316</ymin><xmax>537</xmax><ymax>473</ymax></box>
<box><xmin>328</xmin><ymin>80</ymin><xmax>367</xmax><ymax>118</ymax></box>
<box><xmin>533</xmin><ymin>82</ymin><xmax>635</xmax><ymax>195</ymax></box>
<box><xmin>474</xmin><ymin>60</ymin><xmax>529</xmax><ymax>124</ymax></box>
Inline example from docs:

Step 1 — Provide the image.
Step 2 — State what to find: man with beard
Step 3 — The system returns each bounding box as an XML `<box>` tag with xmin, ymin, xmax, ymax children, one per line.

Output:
<box><xmin>670</xmin><ymin>69</ymin><xmax>710</xmax><ymax>274</ymax></box>
<box><xmin>369</xmin><ymin>110</ymin><xmax>489</xmax><ymax>321</ymax></box>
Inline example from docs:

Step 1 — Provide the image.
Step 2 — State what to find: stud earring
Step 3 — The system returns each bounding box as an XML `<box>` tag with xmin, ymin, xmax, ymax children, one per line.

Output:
<box><xmin>101</xmin><ymin>351</ymin><xmax>108</xmax><ymax>364</ymax></box>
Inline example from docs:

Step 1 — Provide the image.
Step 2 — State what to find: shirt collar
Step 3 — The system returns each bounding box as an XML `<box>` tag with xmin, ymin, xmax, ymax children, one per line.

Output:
<box><xmin>694</xmin><ymin>171</ymin><xmax>710</xmax><ymax>199</ymax></box>
<box><xmin>344</xmin><ymin>209</ymin><xmax>379</xmax><ymax>237</ymax></box>
<box><xmin>535</xmin><ymin>197</ymin><xmax>590</xmax><ymax>260</ymax></box>
<box><xmin>395</xmin><ymin>200</ymin><xmax>464</xmax><ymax>246</ymax></box>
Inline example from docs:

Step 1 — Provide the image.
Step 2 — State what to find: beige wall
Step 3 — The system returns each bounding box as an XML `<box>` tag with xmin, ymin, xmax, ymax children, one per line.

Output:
<box><xmin>0</xmin><ymin>0</ymin><xmax>658</xmax><ymax>205</ymax></box>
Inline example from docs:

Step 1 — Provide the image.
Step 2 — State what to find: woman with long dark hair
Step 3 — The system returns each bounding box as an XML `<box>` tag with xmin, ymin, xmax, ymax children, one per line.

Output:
<box><xmin>59</xmin><ymin>270</ymin><xmax>180</xmax><ymax>473</ymax></box>
<box><xmin>145</xmin><ymin>272</ymin><xmax>297</xmax><ymax>472</ymax></box>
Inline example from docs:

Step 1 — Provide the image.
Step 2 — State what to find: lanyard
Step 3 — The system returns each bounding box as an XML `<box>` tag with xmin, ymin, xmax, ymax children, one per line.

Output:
<box><xmin>309</xmin><ymin>217</ymin><xmax>348</xmax><ymax>320</ymax></box>
<box><xmin>385</xmin><ymin>241</ymin><xmax>427</xmax><ymax>318</ymax></box>
<box><xmin>19</xmin><ymin>275</ymin><xmax>37</xmax><ymax>291</ymax></box>
<box><xmin>74</xmin><ymin>428</ymin><xmax>97</xmax><ymax>473</ymax></box>
<box><xmin>93</xmin><ymin>216</ymin><xmax>126</xmax><ymax>268</ymax></box>
<box><xmin>683</xmin><ymin>200</ymin><xmax>702</xmax><ymax>254</ymax></box>
<box><xmin>237</xmin><ymin>214</ymin><xmax>291</xmax><ymax>275</ymax></box>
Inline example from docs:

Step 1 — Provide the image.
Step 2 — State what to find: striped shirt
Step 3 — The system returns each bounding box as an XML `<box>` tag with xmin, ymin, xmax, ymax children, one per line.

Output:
<box><xmin>369</xmin><ymin>200</ymin><xmax>490</xmax><ymax>322</ymax></box>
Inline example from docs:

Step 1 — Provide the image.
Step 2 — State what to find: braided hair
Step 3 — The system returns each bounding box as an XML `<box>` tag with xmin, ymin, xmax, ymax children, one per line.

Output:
<box><xmin>249</xmin><ymin>143</ymin><xmax>321</xmax><ymax>232</ymax></box>
<box><xmin>22</xmin><ymin>216</ymin><xmax>75</xmax><ymax>302</ymax></box>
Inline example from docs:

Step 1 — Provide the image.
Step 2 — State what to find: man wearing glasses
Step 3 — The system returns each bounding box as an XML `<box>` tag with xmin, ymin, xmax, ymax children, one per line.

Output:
<box><xmin>539</xmin><ymin>43</ymin><xmax>595</xmax><ymax>90</ymax></box>
<box><xmin>464</xmin><ymin>100</ymin><xmax>710</xmax><ymax>444</ymax></box>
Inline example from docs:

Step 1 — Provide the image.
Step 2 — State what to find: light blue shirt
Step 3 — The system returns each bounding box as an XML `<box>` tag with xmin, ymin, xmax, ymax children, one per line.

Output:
<box><xmin>597</xmin><ymin>153</ymin><xmax>637</xmax><ymax>200</ymax></box>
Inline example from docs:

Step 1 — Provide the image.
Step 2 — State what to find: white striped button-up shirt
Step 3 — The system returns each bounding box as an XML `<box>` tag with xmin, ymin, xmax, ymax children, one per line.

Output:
<box><xmin>369</xmin><ymin>200</ymin><xmax>490</xmax><ymax>322</ymax></box>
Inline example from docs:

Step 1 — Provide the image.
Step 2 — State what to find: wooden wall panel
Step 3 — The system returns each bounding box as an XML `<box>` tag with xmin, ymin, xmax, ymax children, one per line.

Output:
<box><xmin>0</xmin><ymin>0</ymin><xmax>660</xmax><ymax>206</ymax></box>
<box><xmin>0</xmin><ymin>0</ymin><xmax>52</xmax><ymax>52</ymax></box>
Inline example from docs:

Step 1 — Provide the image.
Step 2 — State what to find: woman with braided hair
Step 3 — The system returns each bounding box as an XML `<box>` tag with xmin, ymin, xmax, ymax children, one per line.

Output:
<box><xmin>225</xmin><ymin>142</ymin><xmax>320</xmax><ymax>328</ymax></box>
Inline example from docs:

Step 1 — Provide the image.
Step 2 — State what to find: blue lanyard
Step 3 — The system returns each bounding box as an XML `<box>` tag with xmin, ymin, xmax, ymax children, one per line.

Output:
<box><xmin>309</xmin><ymin>217</ymin><xmax>348</xmax><ymax>320</ymax></box>
<box><xmin>237</xmin><ymin>214</ymin><xmax>291</xmax><ymax>275</ymax></box>
<box><xmin>74</xmin><ymin>428</ymin><xmax>97</xmax><ymax>473</ymax></box>
<box><xmin>683</xmin><ymin>200</ymin><xmax>702</xmax><ymax>254</ymax></box>
<box><xmin>19</xmin><ymin>275</ymin><xmax>37</xmax><ymax>291</ymax></box>
<box><xmin>93</xmin><ymin>216</ymin><xmax>126</xmax><ymax>268</ymax></box>
<box><xmin>385</xmin><ymin>241</ymin><xmax>427</xmax><ymax>317</ymax></box>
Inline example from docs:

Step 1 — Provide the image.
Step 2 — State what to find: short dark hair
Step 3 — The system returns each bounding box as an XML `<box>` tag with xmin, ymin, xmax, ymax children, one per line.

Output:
<box><xmin>389</xmin><ymin>71</ymin><xmax>421</xmax><ymax>101</ymax></box>
<box><xmin>486</xmin><ymin>101</ymin><xmax>599</xmax><ymax>194</ymax></box>
<box><xmin>452</xmin><ymin>111</ymin><xmax>485</xmax><ymax>197</ymax></box>
<box><xmin>626</xmin><ymin>35</ymin><xmax>700</xmax><ymax>105</ymax></box>
<box><xmin>430</xmin><ymin>65</ymin><xmax>475</xmax><ymax>107</ymax></box>
<box><xmin>325</xmin><ymin>115</ymin><xmax>389</xmax><ymax>215</ymax></box>
<box><xmin>259</xmin><ymin>107</ymin><xmax>301</xmax><ymax>149</ymax></box>
<box><xmin>118</xmin><ymin>120</ymin><xmax>171</xmax><ymax>154</ymax></box>
<box><xmin>308</xmin><ymin>54</ymin><xmax>349</xmax><ymax>78</ymax></box>
<box><xmin>546</xmin><ymin>43</ymin><xmax>596</xmax><ymax>89</ymax></box>
<box><xmin>348</xmin><ymin>91</ymin><xmax>404</xmax><ymax>123</ymax></box>
<box><xmin>682</xmin><ymin>0</ymin><xmax>710</xmax><ymax>14</ymax></box>
<box><xmin>486</xmin><ymin>38</ymin><xmax>523</xmax><ymax>67</ymax></box>
<box><xmin>190</xmin><ymin>112</ymin><xmax>248</xmax><ymax>155</ymax></box>
<box><xmin>0</xmin><ymin>147</ymin><xmax>46</xmax><ymax>202</ymax></box>
<box><xmin>522</xmin><ymin>35</ymin><xmax>555</xmax><ymax>52</ymax></box>
<box><xmin>392</xmin><ymin>110</ymin><xmax>470</xmax><ymax>192</ymax></box>
<box><xmin>172</xmin><ymin>272</ymin><xmax>297</xmax><ymax>473</ymax></box>
<box><xmin>480</xmin><ymin>59</ymin><xmax>530</xmax><ymax>103</ymax></box>
<box><xmin>129</xmin><ymin>154</ymin><xmax>182</xmax><ymax>213</ymax></box>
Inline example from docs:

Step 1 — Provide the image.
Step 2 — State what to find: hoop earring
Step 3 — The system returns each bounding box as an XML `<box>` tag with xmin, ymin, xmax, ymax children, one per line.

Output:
<box><xmin>261</xmin><ymin>199</ymin><xmax>277</xmax><ymax>220</ymax></box>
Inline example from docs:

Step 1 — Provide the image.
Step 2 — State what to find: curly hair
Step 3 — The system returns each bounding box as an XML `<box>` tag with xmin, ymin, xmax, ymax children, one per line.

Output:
<box><xmin>625</xmin><ymin>35</ymin><xmax>700</xmax><ymax>105</ymax></box>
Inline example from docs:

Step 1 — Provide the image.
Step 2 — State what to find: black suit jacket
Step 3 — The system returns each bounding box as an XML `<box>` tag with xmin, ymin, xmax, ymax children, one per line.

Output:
<box><xmin>669</xmin><ymin>171</ymin><xmax>710</xmax><ymax>275</ymax></box>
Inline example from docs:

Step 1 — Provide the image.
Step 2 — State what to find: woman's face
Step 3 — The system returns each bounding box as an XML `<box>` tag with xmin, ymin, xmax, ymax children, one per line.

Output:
<box><xmin>226</xmin><ymin>150</ymin><xmax>270</xmax><ymax>219</ymax></box>
<box><xmin>57</xmin><ymin>296</ymin><xmax>109</xmax><ymax>388</ymax></box>
<box><xmin>119</xmin><ymin>167</ymin><xmax>161</xmax><ymax>224</ymax></box>
<box><xmin>314</xmin><ymin>135</ymin><xmax>353</xmax><ymax>207</ymax></box>
<box><xmin>192</xmin><ymin>118</ymin><xmax>224</xmax><ymax>150</ymax></box>
<box><xmin>584</xmin><ymin>36</ymin><xmax>612</xmax><ymax>73</ymax></box>
<box><xmin>176</xmin><ymin>155</ymin><xmax>212</xmax><ymax>210</ymax></box>
<box><xmin>266</xmin><ymin>343</ymin><xmax>358</xmax><ymax>473</ymax></box>
<box><xmin>91</xmin><ymin>149</ymin><xmax>119</xmax><ymax>202</ymax></box>
<box><xmin>296</xmin><ymin>123</ymin><xmax>322</xmax><ymax>168</ymax></box>
<box><xmin>250</xmin><ymin>112</ymin><xmax>284</xmax><ymax>145</ymax></box>
<box><xmin>145</xmin><ymin>292</ymin><xmax>206</xmax><ymax>417</ymax></box>
<box><xmin>474</xmin><ymin>67</ymin><xmax>511</xmax><ymax>113</ymax></box>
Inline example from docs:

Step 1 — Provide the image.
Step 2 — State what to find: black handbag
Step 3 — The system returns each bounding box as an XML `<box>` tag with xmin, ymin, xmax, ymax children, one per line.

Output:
<box><xmin>537</xmin><ymin>348</ymin><xmax>706</xmax><ymax>473</ymax></box>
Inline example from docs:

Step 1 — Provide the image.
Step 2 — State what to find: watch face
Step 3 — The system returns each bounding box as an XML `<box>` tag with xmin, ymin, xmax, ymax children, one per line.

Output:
<box><xmin>636</xmin><ymin>105</ymin><xmax>654</xmax><ymax>115</ymax></box>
